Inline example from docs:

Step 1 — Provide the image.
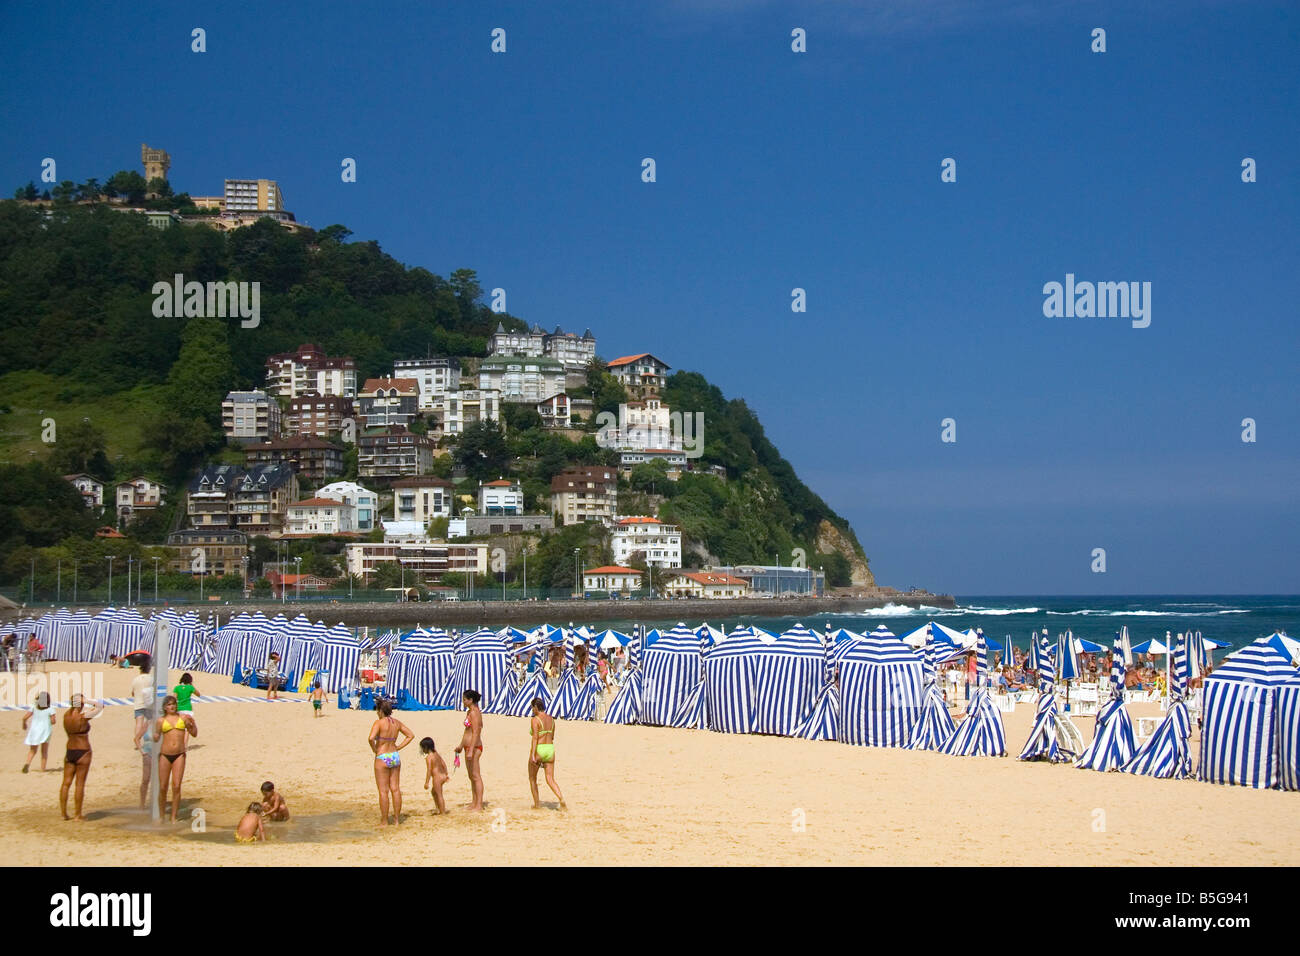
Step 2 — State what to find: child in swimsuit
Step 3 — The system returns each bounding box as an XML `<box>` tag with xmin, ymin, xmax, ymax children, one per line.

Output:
<box><xmin>310</xmin><ymin>680</ymin><xmax>325</xmax><ymax>717</ymax></box>
<box><xmin>235</xmin><ymin>802</ymin><xmax>265</xmax><ymax>843</ymax></box>
<box><xmin>260</xmin><ymin>781</ymin><xmax>289</xmax><ymax>821</ymax></box>
<box><xmin>420</xmin><ymin>738</ymin><xmax>449</xmax><ymax>814</ymax></box>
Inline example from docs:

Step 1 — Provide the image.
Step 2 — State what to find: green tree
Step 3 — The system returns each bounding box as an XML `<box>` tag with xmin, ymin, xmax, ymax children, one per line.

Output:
<box><xmin>48</xmin><ymin>419</ymin><xmax>112</xmax><ymax>480</ymax></box>
<box><xmin>452</xmin><ymin>419</ymin><xmax>511</xmax><ymax>483</ymax></box>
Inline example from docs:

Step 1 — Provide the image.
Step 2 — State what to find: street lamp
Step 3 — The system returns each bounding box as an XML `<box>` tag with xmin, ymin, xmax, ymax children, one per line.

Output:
<box><xmin>30</xmin><ymin>557</ymin><xmax>35</xmax><ymax>603</ymax></box>
<box><xmin>574</xmin><ymin>547</ymin><xmax>581</xmax><ymax>598</ymax></box>
<box><xmin>126</xmin><ymin>556</ymin><xmax>134</xmax><ymax>607</ymax></box>
<box><xmin>72</xmin><ymin>561</ymin><xmax>78</xmax><ymax>605</ymax></box>
<box><xmin>153</xmin><ymin>557</ymin><xmax>161</xmax><ymax>605</ymax></box>
<box><xmin>106</xmin><ymin>555</ymin><xmax>115</xmax><ymax>605</ymax></box>
<box><xmin>56</xmin><ymin>559</ymin><xmax>61</xmax><ymax>604</ymax></box>
<box><xmin>294</xmin><ymin>556</ymin><xmax>302</xmax><ymax>602</ymax></box>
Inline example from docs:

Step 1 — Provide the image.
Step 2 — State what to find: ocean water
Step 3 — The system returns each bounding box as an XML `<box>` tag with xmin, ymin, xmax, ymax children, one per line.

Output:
<box><xmin>588</xmin><ymin>595</ymin><xmax>1298</xmax><ymax>656</ymax></box>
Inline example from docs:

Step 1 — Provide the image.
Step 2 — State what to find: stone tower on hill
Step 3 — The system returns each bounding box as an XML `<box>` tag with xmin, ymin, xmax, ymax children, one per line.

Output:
<box><xmin>141</xmin><ymin>144</ymin><xmax>170</xmax><ymax>182</ymax></box>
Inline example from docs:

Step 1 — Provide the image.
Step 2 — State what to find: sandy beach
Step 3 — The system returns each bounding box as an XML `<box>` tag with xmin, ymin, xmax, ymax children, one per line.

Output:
<box><xmin>3</xmin><ymin>663</ymin><xmax>1296</xmax><ymax>866</ymax></box>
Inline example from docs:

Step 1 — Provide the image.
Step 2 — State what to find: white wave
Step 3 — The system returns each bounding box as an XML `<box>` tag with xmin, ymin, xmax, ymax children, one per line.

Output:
<box><xmin>961</xmin><ymin>606</ymin><xmax>1041</xmax><ymax>616</ymax></box>
<box><xmin>856</xmin><ymin>603</ymin><xmax>921</xmax><ymax>617</ymax></box>
<box><xmin>1048</xmin><ymin>608</ymin><xmax>1250</xmax><ymax>618</ymax></box>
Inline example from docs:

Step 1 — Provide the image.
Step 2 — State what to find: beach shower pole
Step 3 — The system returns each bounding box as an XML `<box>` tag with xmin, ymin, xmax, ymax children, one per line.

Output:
<box><xmin>57</xmin><ymin>560</ymin><xmax>61</xmax><ymax>604</ymax></box>
<box><xmin>150</xmin><ymin>616</ymin><xmax>170</xmax><ymax>825</ymax></box>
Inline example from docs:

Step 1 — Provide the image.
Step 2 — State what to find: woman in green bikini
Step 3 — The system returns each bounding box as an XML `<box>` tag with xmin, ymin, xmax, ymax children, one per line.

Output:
<box><xmin>527</xmin><ymin>697</ymin><xmax>565</xmax><ymax>810</ymax></box>
<box><xmin>368</xmin><ymin>698</ymin><xmax>414</xmax><ymax>826</ymax></box>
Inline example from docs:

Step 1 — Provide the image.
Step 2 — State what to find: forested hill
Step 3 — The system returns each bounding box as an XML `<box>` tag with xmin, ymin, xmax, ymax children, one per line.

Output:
<box><xmin>0</xmin><ymin>199</ymin><xmax>870</xmax><ymax>584</ymax></box>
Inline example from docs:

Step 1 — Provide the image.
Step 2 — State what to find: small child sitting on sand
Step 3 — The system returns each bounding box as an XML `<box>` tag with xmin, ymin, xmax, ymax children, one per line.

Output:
<box><xmin>260</xmin><ymin>781</ymin><xmax>289</xmax><ymax>821</ymax></box>
<box><xmin>236</xmin><ymin>803</ymin><xmax>266</xmax><ymax>843</ymax></box>
<box><xmin>420</xmin><ymin>737</ymin><xmax>449</xmax><ymax>814</ymax></box>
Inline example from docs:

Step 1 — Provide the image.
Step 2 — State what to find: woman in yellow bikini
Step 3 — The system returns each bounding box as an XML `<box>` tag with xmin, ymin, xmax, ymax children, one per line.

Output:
<box><xmin>153</xmin><ymin>694</ymin><xmax>198</xmax><ymax>823</ymax></box>
<box><xmin>528</xmin><ymin>697</ymin><xmax>565</xmax><ymax>810</ymax></box>
<box><xmin>368</xmin><ymin>698</ymin><xmax>414</xmax><ymax>826</ymax></box>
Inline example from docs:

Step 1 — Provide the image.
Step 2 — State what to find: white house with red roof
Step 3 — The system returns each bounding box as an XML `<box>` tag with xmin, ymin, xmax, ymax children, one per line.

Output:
<box><xmin>611</xmin><ymin>516</ymin><xmax>681</xmax><ymax>569</ymax></box>
<box><xmin>582</xmin><ymin>565</ymin><xmax>643</xmax><ymax>595</ymax></box>
<box><xmin>606</xmin><ymin>353</ymin><xmax>670</xmax><ymax>398</ymax></box>
<box><xmin>661</xmin><ymin>570</ymin><xmax>751</xmax><ymax>599</ymax></box>
<box><xmin>477</xmin><ymin>478</ymin><xmax>524</xmax><ymax>516</ymax></box>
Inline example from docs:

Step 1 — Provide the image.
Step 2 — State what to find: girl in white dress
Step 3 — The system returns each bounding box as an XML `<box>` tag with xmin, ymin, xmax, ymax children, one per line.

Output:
<box><xmin>22</xmin><ymin>691</ymin><xmax>56</xmax><ymax>773</ymax></box>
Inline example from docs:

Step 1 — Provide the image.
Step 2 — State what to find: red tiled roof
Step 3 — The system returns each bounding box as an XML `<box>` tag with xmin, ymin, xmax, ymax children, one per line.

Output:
<box><xmin>290</xmin><ymin>497</ymin><xmax>347</xmax><ymax>507</ymax></box>
<box><xmin>361</xmin><ymin>377</ymin><xmax>418</xmax><ymax>393</ymax></box>
<box><xmin>673</xmin><ymin>572</ymin><xmax>748</xmax><ymax>587</ymax></box>
<box><xmin>606</xmin><ymin>353</ymin><xmax>668</xmax><ymax>368</ymax></box>
<box><xmin>616</xmin><ymin>516</ymin><xmax>662</xmax><ymax>525</ymax></box>
<box><xmin>584</xmin><ymin>566</ymin><xmax>642</xmax><ymax>576</ymax></box>
<box><xmin>481</xmin><ymin>479</ymin><xmax>515</xmax><ymax>487</ymax></box>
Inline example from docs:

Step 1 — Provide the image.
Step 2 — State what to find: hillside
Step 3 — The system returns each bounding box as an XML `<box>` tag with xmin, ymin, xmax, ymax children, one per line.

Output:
<box><xmin>0</xmin><ymin>196</ymin><xmax>870</xmax><ymax>587</ymax></box>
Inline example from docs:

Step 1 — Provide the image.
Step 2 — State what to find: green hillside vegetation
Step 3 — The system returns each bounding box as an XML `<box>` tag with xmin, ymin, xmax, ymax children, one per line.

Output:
<box><xmin>0</xmin><ymin>193</ymin><xmax>867</xmax><ymax>592</ymax></box>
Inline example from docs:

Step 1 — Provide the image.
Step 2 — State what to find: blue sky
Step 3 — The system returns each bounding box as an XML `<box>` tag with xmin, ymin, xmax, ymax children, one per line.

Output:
<box><xmin>2</xmin><ymin>1</ymin><xmax>1296</xmax><ymax>594</ymax></box>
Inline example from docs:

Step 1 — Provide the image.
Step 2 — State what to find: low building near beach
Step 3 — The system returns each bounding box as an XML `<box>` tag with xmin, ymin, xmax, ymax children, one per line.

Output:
<box><xmin>583</xmin><ymin>566</ymin><xmax>643</xmax><ymax>595</ymax></box>
<box><xmin>660</xmin><ymin>570</ymin><xmax>751</xmax><ymax>599</ymax></box>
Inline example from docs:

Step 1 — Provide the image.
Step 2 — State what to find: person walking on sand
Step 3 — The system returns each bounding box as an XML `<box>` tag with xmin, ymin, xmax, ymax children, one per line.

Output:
<box><xmin>310</xmin><ymin>680</ymin><xmax>325</xmax><ymax>717</ymax></box>
<box><xmin>131</xmin><ymin>657</ymin><xmax>154</xmax><ymax>750</ymax></box>
<box><xmin>153</xmin><ymin>694</ymin><xmax>198</xmax><ymax>823</ymax></box>
<box><xmin>22</xmin><ymin>690</ymin><xmax>56</xmax><ymax>773</ymax></box>
<box><xmin>453</xmin><ymin>689</ymin><xmax>485</xmax><ymax>811</ymax></box>
<box><xmin>173</xmin><ymin>673</ymin><xmax>199</xmax><ymax>721</ymax></box>
<box><xmin>368</xmin><ymin>699</ymin><xmax>414</xmax><ymax>826</ymax></box>
<box><xmin>527</xmin><ymin>697</ymin><xmax>566</xmax><ymax>810</ymax></box>
<box><xmin>59</xmin><ymin>694</ymin><xmax>104</xmax><ymax>821</ymax></box>
<box><xmin>420</xmin><ymin>737</ymin><xmax>449</xmax><ymax>814</ymax></box>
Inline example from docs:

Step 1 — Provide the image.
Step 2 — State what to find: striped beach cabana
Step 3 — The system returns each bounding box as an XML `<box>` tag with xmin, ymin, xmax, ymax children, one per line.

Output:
<box><xmin>907</xmin><ymin>624</ymin><xmax>958</xmax><ymax>751</ymax></box>
<box><xmin>506</xmin><ymin>668</ymin><xmax>552</xmax><ymax>717</ymax></box>
<box><xmin>549</xmin><ymin>660</ymin><xmax>603</xmax><ymax>721</ymax></box>
<box><xmin>1198</xmin><ymin>633</ymin><xmax>1299</xmax><ymax>789</ymax></box>
<box><xmin>166</xmin><ymin>612</ymin><xmax>207</xmax><ymax>671</ymax></box>
<box><xmin>56</xmin><ymin>609</ymin><xmax>94</xmax><ymax>662</ymax></box>
<box><xmin>1123</xmin><ymin>630</ymin><xmax>1195</xmax><ymax>780</ymax></box>
<box><xmin>279</xmin><ymin>615</ymin><xmax>320</xmax><ymax>687</ymax></box>
<box><xmin>1018</xmin><ymin>634</ymin><xmax>1075</xmax><ymax>762</ymax></box>
<box><xmin>107</xmin><ymin>608</ymin><xmax>151</xmax><ymax>660</ymax></box>
<box><xmin>433</xmin><ymin>628</ymin><xmax>514</xmax><ymax>713</ymax></box>
<box><xmin>747</xmin><ymin>623</ymin><xmax>825</xmax><ymax>736</ymax></box>
<box><xmin>315</xmin><ymin>623</ymin><xmax>361</xmax><ymax>694</ymax></box>
<box><xmin>386</xmin><ymin>627</ymin><xmax>456</xmax><ymax>707</ymax></box>
<box><xmin>1076</xmin><ymin>635</ymin><xmax>1137</xmax><ymax>772</ymax></box>
<box><xmin>836</xmin><ymin>625</ymin><xmax>923</xmax><ymax>748</ymax></box>
<box><xmin>671</xmin><ymin>679</ymin><xmax>708</xmax><ymax>729</ymax></box>
<box><xmin>703</xmin><ymin>625</ymin><xmax>771</xmax><ymax>735</ymax></box>
<box><xmin>604</xmin><ymin>668</ymin><xmax>643</xmax><ymax>724</ymax></box>
<box><xmin>211</xmin><ymin>613</ymin><xmax>250</xmax><ymax>675</ymax></box>
<box><xmin>87</xmin><ymin>607</ymin><xmax>119</xmax><ymax>662</ymax></box>
<box><xmin>939</xmin><ymin>630</ymin><xmax>1008</xmax><ymax>757</ymax></box>
<box><xmin>640</xmin><ymin>623</ymin><xmax>704</xmax><ymax>727</ymax></box>
<box><xmin>1278</xmin><ymin>665</ymin><xmax>1300</xmax><ymax>792</ymax></box>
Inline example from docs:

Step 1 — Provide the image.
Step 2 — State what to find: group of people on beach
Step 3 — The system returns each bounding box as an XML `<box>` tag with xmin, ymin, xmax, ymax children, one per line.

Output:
<box><xmin>18</xmin><ymin>656</ymin><xmax>201</xmax><ymax>822</ymax></box>
<box><xmin>366</xmin><ymin>690</ymin><xmax>565</xmax><ymax>826</ymax></box>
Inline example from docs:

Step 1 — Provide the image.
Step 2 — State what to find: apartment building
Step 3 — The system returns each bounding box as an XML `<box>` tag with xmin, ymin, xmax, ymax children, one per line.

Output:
<box><xmin>357</xmin><ymin>426</ymin><xmax>436</xmax><ymax>479</ymax></box>
<box><xmin>391</xmin><ymin>476</ymin><xmax>454</xmax><ymax>524</ymax></box>
<box><xmin>611</xmin><ymin>516</ymin><xmax>682</xmax><ymax>569</ymax></box>
<box><xmin>550</xmin><ymin>467</ymin><xmax>618</xmax><ymax>526</ymax></box>
<box><xmin>345</xmin><ymin>541</ymin><xmax>487</xmax><ymax>584</ymax></box>
<box><xmin>316</xmin><ymin>480</ymin><xmax>379</xmax><ymax>531</ymax></box>
<box><xmin>222</xmin><ymin>390</ymin><xmax>282</xmax><ymax>443</ymax></box>
<box><xmin>597</xmin><ymin>396</ymin><xmax>681</xmax><ymax>452</ymax></box>
<box><xmin>487</xmin><ymin>322</ymin><xmax>545</xmax><ymax>358</ymax></box>
<box><xmin>357</xmin><ymin>378</ymin><xmax>420</xmax><ymax>428</ymax></box>
<box><xmin>264</xmin><ymin>344</ymin><xmax>357</xmax><ymax>399</ymax></box>
<box><xmin>486</xmin><ymin>322</ymin><xmax>596</xmax><ymax>372</ymax></box>
<box><xmin>285</xmin><ymin>497</ymin><xmax>355</xmax><ymax>536</ymax></box>
<box><xmin>618</xmin><ymin>449</ymin><xmax>688</xmax><ymax>477</ymax></box>
<box><xmin>223</xmin><ymin>178</ymin><xmax>284</xmax><ymax>213</ymax></box>
<box><xmin>433</xmin><ymin>388</ymin><xmax>501</xmax><ymax>436</ymax></box>
<box><xmin>536</xmin><ymin>393</ymin><xmax>572</xmax><ymax>429</ymax></box>
<box><xmin>393</xmin><ymin>357</ymin><xmax>462</xmax><ymax>410</ymax></box>
<box><xmin>165</xmin><ymin>528</ymin><xmax>248</xmax><ymax>579</ymax></box>
<box><xmin>477</xmin><ymin>479</ymin><xmax>523</xmax><ymax>516</ymax></box>
<box><xmin>477</xmin><ymin>355</ymin><xmax>566</xmax><ymax>405</ymax></box>
<box><xmin>285</xmin><ymin>392</ymin><xmax>354</xmax><ymax>439</ymax></box>
<box><xmin>243</xmin><ymin>436</ymin><xmax>345</xmax><ymax>481</ymax></box>
<box><xmin>187</xmin><ymin>463</ymin><xmax>299</xmax><ymax>538</ymax></box>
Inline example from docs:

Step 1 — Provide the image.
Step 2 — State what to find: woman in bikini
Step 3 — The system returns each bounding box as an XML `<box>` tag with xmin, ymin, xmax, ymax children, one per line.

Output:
<box><xmin>153</xmin><ymin>694</ymin><xmax>198</xmax><ymax>823</ymax></box>
<box><xmin>59</xmin><ymin>694</ymin><xmax>104</xmax><ymax>821</ymax></box>
<box><xmin>453</xmin><ymin>689</ymin><xmax>485</xmax><ymax>811</ymax></box>
<box><xmin>528</xmin><ymin>697</ymin><xmax>566</xmax><ymax>810</ymax></box>
<box><xmin>368</xmin><ymin>698</ymin><xmax>414</xmax><ymax>826</ymax></box>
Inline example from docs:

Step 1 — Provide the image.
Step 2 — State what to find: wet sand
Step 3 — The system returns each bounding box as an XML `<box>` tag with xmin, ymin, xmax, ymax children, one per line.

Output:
<box><xmin>3</xmin><ymin>664</ymin><xmax>1296</xmax><ymax>866</ymax></box>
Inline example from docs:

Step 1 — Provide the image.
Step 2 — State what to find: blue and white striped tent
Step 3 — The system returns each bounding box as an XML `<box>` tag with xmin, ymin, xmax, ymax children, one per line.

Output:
<box><xmin>433</xmin><ymin>629</ymin><xmax>514</xmax><ymax>713</ymax></box>
<box><xmin>54</xmin><ymin>609</ymin><xmax>93</xmax><ymax>662</ymax></box>
<box><xmin>640</xmin><ymin>623</ymin><xmax>704</xmax><ymax>727</ymax></box>
<box><xmin>750</xmin><ymin>624</ymin><xmax>830</xmax><ymax>735</ymax></box>
<box><xmin>166</xmin><ymin>613</ymin><xmax>208</xmax><ymax>671</ymax></box>
<box><xmin>280</xmin><ymin>615</ymin><xmax>322</xmax><ymax>686</ymax></box>
<box><xmin>550</xmin><ymin>664</ymin><xmax>603</xmax><ymax>721</ymax></box>
<box><xmin>506</xmin><ymin>669</ymin><xmax>552</xmax><ymax>717</ymax></box>
<box><xmin>265</xmin><ymin>613</ymin><xmax>292</xmax><ymax>663</ymax></box>
<box><xmin>671</xmin><ymin>678</ymin><xmax>708</xmax><ymax>729</ymax></box>
<box><xmin>107</xmin><ymin>608</ymin><xmax>151</xmax><ymax>660</ymax></box>
<box><xmin>1076</xmin><ymin>635</ymin><xmax>1137</xmax><ymax>772</ymax></box>
<box><xmin>940</xmin><ymin>630</ymin><xmax>1007</xmax><ymax>757</ymax></box>
<box><xmin>1123</xmin><ymin>630</ymin><xmax>1194</xmax><ymax>780</ymax></box>
<box><xmin>594</xmin><ymin>628</ymin><xmax>633</xmax><ymax>651</ymax></box>
<box><xmin>212</xmin><ymin>613</ymin><xmax>250</xmax><ymax>675</ymax></box>
<box><xmin>1198</xmin><ymin>633</ymin><xmax>1299</xmax><ymax>789</ymax></box>
<box><xmin>314</xmin><ymin>624</ymin><xmax>361</xmax><ymax>694</ymax></box>
<box><xmin>1019</xmin><ymin>634</ymin><xmax>1074</xmax><ymax>762</ymax></box>
<box><xmin>234</xmin><ymin>612</ymin><xmax>276</xmax><ymax>676</ymax></box>
<box><xmin>1278</xmin><ymin>664</ymin><xmax>1300</xmax><ymax>792</ymax></box>
<box><xmin>386</xmin><ymin>627</ymin><xmax>455</xmax><ymax>707</ymax></box>
<box><xmin>43</xmin><ymin>609</ymin><xmax>74</xmax><ymax>660</ymax></box>
<box><xmin>604</xmin><ymin>668</ymin><xmax>643</xmax><ymax>724</ymax></box>
<box><xmin>86</xmin><ymin>607</ymin><xmax>118</xmax><ymax>661</ymax></box>
<box><xmin>836</xmin><ymin>627</ymin><xmax>923</xmax><ymax>748</ymax></box>
<box><xmin>908</xmin><ymin>624</ymin><xmax>958</xmax><ymax>751</ymax></box>
<box><xmin>703</xmin><ymin>626</ymin><xmax>771</xmax><ymax>735</ymax></box>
